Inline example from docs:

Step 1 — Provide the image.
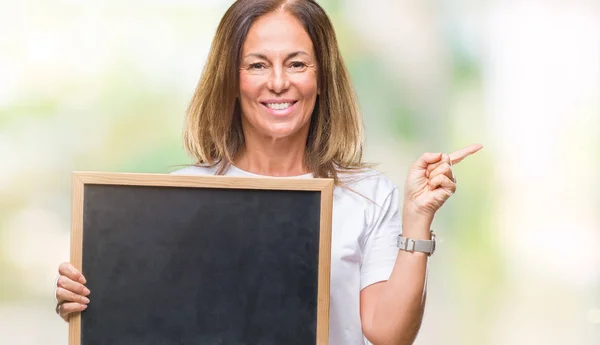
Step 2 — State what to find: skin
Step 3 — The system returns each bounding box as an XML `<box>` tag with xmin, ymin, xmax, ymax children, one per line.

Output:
<box><xmin>55</xmin><ymin>10</ymin><xmax>483</xmax><ymax>345</ymax></box>
<box><xmin>235</xmin><ymin>11</ymin><xmax>319</xmax><ymax>177</ymax></box>
<box><xmin>360</xmin><ymin>144</ymin><xmax>482</xmax><ymax>345</ymax></box>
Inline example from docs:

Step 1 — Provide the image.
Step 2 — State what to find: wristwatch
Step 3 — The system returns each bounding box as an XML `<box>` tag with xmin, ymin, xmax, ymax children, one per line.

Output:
<box><xmin>397</xmin><ymin>231</ymin><xmax>436</xmax><ymax>256</ymax></box>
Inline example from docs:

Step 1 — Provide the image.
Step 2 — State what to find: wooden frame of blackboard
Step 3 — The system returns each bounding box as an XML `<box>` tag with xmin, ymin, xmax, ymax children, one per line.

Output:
<box><xmin>68</xmin><ymin>171</ymin><xmax>334</xmax><ymax>345</ymax></box>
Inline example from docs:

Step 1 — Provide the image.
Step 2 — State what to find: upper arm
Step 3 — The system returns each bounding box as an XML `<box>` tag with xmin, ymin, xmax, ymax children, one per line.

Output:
<box><xmin>359</xmin><ymin>186</ymin><xmax>402</xmax><ymax>290</ymax></box>
<box><xmin>358</xmin><ymin>182</ymin><xmax>402</xmax><ymax>342</ymax></box>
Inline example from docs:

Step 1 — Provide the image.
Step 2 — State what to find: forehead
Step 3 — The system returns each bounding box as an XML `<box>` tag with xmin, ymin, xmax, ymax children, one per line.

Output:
<box><xmin>242</xmin><ymin>11</ymin><xmax>314</xmax><ymax>56</ymax></box>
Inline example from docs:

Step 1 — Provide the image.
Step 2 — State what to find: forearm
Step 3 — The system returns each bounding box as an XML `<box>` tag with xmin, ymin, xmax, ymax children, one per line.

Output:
<box><xmin>366</xmin><ymin>213</ymin><xmax>432</xmax><ymax>345</ymax></box>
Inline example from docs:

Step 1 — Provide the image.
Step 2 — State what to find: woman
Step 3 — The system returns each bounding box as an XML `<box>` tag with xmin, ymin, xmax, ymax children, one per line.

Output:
<box><xmin>54</xmin><ymin>0</ymin><xmax>481</xmax><ymax>344</ymax></box>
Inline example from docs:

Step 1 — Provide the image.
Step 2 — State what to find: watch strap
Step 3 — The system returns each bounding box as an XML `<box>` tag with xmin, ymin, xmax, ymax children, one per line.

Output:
<box><xmin>397</xmin><ymin>234</ymin><xmax>435</xmax><ymax>255</ymax></box>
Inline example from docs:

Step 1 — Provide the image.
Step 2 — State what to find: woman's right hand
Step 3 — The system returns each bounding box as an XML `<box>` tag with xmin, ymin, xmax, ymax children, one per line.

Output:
<box><xmin>55</xmin><ymin>262</ymin><xmax>91</xmax><ymax>322</ymax></box>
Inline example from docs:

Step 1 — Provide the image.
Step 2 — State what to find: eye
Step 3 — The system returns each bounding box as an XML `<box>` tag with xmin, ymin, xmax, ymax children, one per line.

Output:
<box><xmin>290</xmin><ymin>61</ymin><xmax>307</xmax><ymax>69</ymax></box>
<box><xmin>248</xmin><ymin>63</ymin><xmax>266</xmax><ymax>70</ymax></box>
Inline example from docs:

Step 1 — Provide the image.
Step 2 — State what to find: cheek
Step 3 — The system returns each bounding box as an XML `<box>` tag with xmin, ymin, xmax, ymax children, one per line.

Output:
<box><xmin>240</xmin><ymin>73</ymin><xmax>264</xmax><ymax>102</ymax></box>
<box><xmin>294</xmin><ymin>72</ymin><xmax>318</xmax><ymax>100</ymax></box>
<box><xmin>239</xmin><ymin>75</ymin><xmax>259</xmax><ymax>101</ymax></box>
<box><xmin>238</xmin><ymin>75</ymin><xmax>263</xmax><ymax>123</ymax></box>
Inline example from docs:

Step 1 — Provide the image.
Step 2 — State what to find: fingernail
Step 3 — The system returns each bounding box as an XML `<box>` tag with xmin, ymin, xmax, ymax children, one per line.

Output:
<box><xmin>79</xmin><ymin>276</ymin><xmax>87</xmax><ymax>284</ymax></box>
<box><xmin>81</xmin><ymin>304</ymin><xmax>87</xmax><ymax>310</ymax></box>
<box><xmin>82</xmin><ymin>297</ymin><xmax>90</xmax><ymax>304</ymax></box>
<box><xmin>83</xmin><ymin>287</ymin><xmax>91</xmax><ymax>295</ymax></box>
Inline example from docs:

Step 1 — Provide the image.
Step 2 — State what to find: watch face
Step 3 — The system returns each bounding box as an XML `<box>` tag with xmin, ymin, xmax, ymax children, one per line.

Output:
<box><xmin>431</xmin><ymin>233</ymin><xmax>436</xmax><ymax>254</ymax></box>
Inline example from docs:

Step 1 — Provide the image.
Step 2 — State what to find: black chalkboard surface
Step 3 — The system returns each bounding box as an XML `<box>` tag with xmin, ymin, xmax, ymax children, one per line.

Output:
<box><xmin>68</xmin><ymin>172</ymin><xmax>333</xmax><ymax>345</ymax></box>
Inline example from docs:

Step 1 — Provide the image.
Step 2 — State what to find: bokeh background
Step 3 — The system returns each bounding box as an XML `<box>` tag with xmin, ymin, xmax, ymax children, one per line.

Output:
<box><xmin>1</xmin><ymin>0</ymin><xmax>598</xmax><ymax>344</ymax></box>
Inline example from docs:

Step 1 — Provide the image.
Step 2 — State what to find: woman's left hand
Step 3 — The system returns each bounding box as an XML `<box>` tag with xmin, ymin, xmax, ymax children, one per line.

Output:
<box><xmin>403</xmin><ymin>144</ymin><xmax>483</xmax><ymax>221</ymax></box>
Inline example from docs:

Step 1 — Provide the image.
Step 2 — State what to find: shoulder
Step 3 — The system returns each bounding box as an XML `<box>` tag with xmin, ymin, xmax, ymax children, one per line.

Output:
<box><xmin>170</xmin><ymin>165</ymin><xmax>219</xmax><ymax>176</ymax></box>
<box><xmin>336</xmin><ymin>168</ymin><xmax>399</xmax><ymax>207</ymax></box>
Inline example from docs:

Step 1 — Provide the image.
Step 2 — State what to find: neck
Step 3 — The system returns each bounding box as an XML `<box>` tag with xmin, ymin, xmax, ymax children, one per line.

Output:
<box><xmin>235</xmin><ymin>127</ymin><xmax>310</xmax><ymax>177</ymax></box>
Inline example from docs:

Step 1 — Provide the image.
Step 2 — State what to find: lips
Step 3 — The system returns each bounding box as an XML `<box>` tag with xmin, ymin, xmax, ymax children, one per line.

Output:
<box><xmin>261</xmin><ymin>100</ymin><xmax>298</xmax><ymax>110</ymax></box>
<box><xmin>260</xmin><ymin>100</ymin><xmax>298</xmax><ymax>116</ymax></box>
<box><xmin>265</xmin><ymin>102</ymin><xmax>293</xmax><ymax>110</ymax></box>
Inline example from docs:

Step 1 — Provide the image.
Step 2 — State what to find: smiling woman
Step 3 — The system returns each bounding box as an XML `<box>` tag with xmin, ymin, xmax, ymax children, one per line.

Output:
<box><xmin>237</xmin><ymin>11</ymin><xmax>319</xmax><ymax>166</ymax></box>
<box><xmin>183</xmin><ymin>0</ymin><xmax>365</xmax><ymax>180</ymax></box>
<box><xmin>52</xmin><ymin>1</ymin><xmax>482</xmax><ymax>344</ymax></box>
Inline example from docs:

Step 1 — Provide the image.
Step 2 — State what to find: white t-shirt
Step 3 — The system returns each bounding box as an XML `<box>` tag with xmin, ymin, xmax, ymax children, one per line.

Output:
<box><xmin>172</xmin><ymin>165</ymin><xmax>402</xmax><ymax>345</ymax></box>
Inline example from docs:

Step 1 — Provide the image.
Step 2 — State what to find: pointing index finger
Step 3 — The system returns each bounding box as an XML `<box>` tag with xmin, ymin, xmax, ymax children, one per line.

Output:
<box><xmin>449</xmin><ymin>144</ymin><xmax>483</xmax><ymax>165</ymax></box>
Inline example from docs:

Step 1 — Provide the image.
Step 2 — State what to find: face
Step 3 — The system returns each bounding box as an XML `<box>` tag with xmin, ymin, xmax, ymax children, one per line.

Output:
<box><xmin>239</xmin><ymin>11</ymin><xmax>318</xmax><ymax>141</ymax></box>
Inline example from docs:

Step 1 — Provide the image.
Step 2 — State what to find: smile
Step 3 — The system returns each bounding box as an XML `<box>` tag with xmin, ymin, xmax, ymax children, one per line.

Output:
<box><xmin>264</xmin><ymin>101</ymin><xmax>297</xmax><ymax>110</ymax></box>
<box><xmin>260</xmin><ymin>100</ymin><xmax>298</xmax><ymax>116</ymax></box>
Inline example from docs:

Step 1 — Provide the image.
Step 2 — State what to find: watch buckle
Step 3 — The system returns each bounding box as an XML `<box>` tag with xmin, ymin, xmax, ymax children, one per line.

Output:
<box><xmin>401</xmin><ymin>238</ymin><xmax>416</xmax><ymax>252</ymax></box>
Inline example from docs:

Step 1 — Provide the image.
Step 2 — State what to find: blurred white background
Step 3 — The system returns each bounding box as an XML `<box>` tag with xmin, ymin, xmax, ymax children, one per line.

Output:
<box><xmin>0</xmin><ymin>0</ymin><xmax>598</xmax><ymax>344</ymax></box>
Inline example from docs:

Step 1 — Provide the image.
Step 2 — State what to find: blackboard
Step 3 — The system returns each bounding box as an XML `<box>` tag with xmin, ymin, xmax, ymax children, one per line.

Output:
<box><xmin>68</xmin><ymin>172</ymin><xmax>333</xmax><ymax>345</ymax></box>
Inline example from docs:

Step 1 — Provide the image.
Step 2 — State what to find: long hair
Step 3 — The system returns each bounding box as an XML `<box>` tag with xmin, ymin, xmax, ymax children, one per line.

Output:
<box><xmin>183</xmin><ymin>0</ymin><xmax>370</xmax><ymax>185</ymax></box>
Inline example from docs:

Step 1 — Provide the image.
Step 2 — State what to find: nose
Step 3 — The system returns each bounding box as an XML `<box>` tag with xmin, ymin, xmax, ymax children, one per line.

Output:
<box><xmin>266</xmin><ymin>66</ymin><xmax>290</xmax><ymax>94</ymax></box>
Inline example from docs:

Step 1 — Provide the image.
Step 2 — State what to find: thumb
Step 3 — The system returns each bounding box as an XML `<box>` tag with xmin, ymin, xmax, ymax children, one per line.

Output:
<box><xmin>411</xmin><ymin>152</ymin><xmax>443</xmax><ymax>170</ymax></box>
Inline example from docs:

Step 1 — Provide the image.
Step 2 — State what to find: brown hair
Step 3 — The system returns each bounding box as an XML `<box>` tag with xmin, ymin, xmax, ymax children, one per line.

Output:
<box><xmin>183</xmin><ymin>0</ymin><xmax>370</xmax><ymax>185</ymax></box>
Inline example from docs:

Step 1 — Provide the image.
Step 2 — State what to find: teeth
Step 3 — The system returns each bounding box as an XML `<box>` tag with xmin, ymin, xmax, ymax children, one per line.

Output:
<box><xmin>266</xmin><ymin>102</ymin><xmax>292</xmax><ymax>110</ymax></box>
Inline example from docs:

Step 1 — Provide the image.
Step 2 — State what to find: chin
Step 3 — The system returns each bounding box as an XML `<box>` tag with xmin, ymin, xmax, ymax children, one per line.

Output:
<box><xmin>259</xmin><ymin>122</ymin><xmax>307</xmax><ymax>140</ymax></box>
<box><xmin>262</xmin><ymin>128</ymin><xmax>299</xmax><ymax>140</ymax></box>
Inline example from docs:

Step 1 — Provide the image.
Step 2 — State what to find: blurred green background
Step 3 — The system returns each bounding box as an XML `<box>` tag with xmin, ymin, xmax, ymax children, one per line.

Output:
<box><xmin>1</xmin><ymin>0</ymin><xmax>598</xmax><ymax>344</ymax></box>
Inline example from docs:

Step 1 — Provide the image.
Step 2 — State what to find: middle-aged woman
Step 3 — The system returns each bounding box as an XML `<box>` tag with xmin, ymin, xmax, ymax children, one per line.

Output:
<box><xmin>54</xmin><ymin>1</ymin><xmax>482</xmax><ymax>344</ymax></box>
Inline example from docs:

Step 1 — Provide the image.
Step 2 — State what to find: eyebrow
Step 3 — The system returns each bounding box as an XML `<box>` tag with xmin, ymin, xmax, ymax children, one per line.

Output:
<box><xmin>243</xmin><ymin>51</ymin><xmax>310</xmax><ymax>61</ymax></box>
